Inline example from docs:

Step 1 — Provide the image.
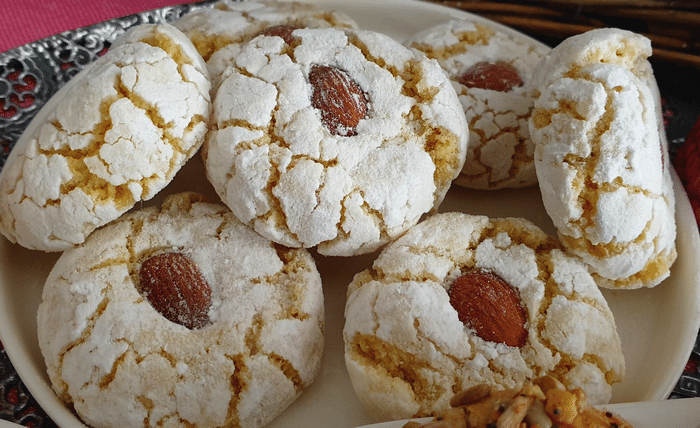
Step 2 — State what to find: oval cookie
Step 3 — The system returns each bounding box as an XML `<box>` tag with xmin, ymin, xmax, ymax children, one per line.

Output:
<box><xmin>0</xmin><ymin>24</ymin><xmax>211</xmax><ymax>251</ymax></box>
<box><xmin>406</xmin><ymin>19</ymin><xmax>549</xmax><ymax>190</ymax></box>
<box><xmin>343</xmin><ymin>212</ymin><xmax>624</xmax><ymax>421</ymax></box>
<box><xmin>528</xmin><ymin>28</ymin><xmax>677</xmax><ymax>289</ymax></box>
<box><xmin>37</xmin><ymin>192</ymin><xmax>324</xmax><ymax>428</ymax></box>
<box><xmin>204</xmin><ymin>27</ymin><xmax>468</xmax><ymax>256</ymax></box>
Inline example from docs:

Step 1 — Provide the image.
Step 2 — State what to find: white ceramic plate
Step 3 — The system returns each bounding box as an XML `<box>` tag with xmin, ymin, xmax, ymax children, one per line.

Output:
<box><xmin>0</xmin><ymin>1</ymin><xmax>699</xmax><ymax>428</ymax></box>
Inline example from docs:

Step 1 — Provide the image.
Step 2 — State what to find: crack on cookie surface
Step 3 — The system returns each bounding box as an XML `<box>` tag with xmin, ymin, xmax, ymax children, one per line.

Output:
<box><xmin>269</xmin><ymin>352</ymin><xmax>304</xmax><ymax>391</ymax></box>
<box><xmin>408</xmin><ymin>24</ymin><xmax>495</xmax><ymax>61</ymax></box>
<box><xmin>20</xmin><ymin>37</ymin><xmax>206</xmax><ymax>221</ymax></box>
<box><xmin>55</xmin><ymin>282</ymin><xmax>112</xmax><ymax>404</ymax></box>
<box><xmin>351</xmin><ymin>332</ymin><xmax>447</xmax><ymax>413</ymax></box>
<box><xmin>226</xmin><ymin>353</ymin><xmax>246</xmax><ymax>427</ymax></box>
<box><xmin>463</xmin><ymin>107</ymin><xmax>535</xmax><ymax>188</ymax></box>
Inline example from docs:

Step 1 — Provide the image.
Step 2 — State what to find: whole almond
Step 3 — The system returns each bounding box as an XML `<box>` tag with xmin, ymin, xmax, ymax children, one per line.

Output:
<box><xmin>458</xmin><ymin>61</ymin><xmax>523</xmax><ymax>92</ymax></box>
<box><xmin>256</xmin><ymin>24</ymin><xmax>299</xmax><ymax>45</ymax></box>
<box><xmin>139</xmin><ymin>252</ymin><xmax>212</xmax><ymax>330</ymax></box>
<box><xmin>309</xmin><ymin>64</ymin><xmax>369</xmax><ymax>136</ymax></box>
<box><xmin>448</xmin><ymin>269</ymin><xmax>528</xmax><ymax>347</ymax></box>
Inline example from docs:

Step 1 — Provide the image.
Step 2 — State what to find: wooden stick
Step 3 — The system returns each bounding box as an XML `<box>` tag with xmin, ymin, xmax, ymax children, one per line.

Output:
<box><xmin>651</xmin><ymin>47</ymin><xmax>700</xmax><ymax>68</ymax></box>
<box><xmin>435</xmin><ymin>1</ymin><xmax>571</xmax><ymax>18</ymax></box>
<box><xmin>518</xmin><ymin>0</ymin><xmax>700</xmax><ymax>7</ymax></box>
<box><xmin>430</xmin><ymin>1</ymin><xmax>700</xmax><ymax>32</ymax></box>
<box><xmin>477</xmin><ymin>14</ymin><xmax>693</xmax><ymax>50</ymax></box>
<box><xmin>422</xmin><ymin>0</ymin><xmax>700</xmax><ymax>68</ymax></box>
<box><xmin>592</xmin><ymin>7</ymin><xmax>700</xmax><ymax>26</ymax></box>
<box><xmin>427</xmin><ymin>0</ymin><xmax>700</xmax><ymax>9</ymax></box>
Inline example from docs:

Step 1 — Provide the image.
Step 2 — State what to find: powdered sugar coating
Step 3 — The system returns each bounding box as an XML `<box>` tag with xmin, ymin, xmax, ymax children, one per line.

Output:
<box><xmin>343</xmin><ymin>212</ymin><xmax>624</xmax><ymax>421</ymax></box>
<box><xmin>37</xmin><ymin>192</ymin><xmax>324</xmax><ymax>428</ymax></box>
<box><xmin>172</xmin><ymin>0</ymin><xmax>358</xmax><ymax>88</ymax></box>
<box><xmin>204</xmin><ymin>27</ymin><xmax>468</xmax><ymax>256</ymax></box>
<box><xmin>406</xmin><ymin>19</ymin><xmax>549</xmax><ymax>190</ymax></box>
<box><xmin>528</xmin><ymin>28</ymin><xmax>677</xmax><ymax>289</ymax></box>
<box><xmin>0</xmin><ymin>24</ymin><xmax>211</xmax><ymax>251</ymax></box>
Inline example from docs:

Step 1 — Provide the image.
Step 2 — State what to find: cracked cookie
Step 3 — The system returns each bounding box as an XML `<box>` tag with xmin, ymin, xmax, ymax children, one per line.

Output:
<box><xmin>0</xmin><ymin>24</ymin><xmax>211</xmax><ymax>252</ymax></box>
<box><xmin>203</xmin><ymin>26</ymin><xmax>469</xmax><ymax>256</ymax></box>
<box><xmin>343</xmin><ymin>212</ymin><xmax>624</xmax><ymax>421</ymax></box>
<box><xmin>405</xmin><ymin>19</ymin><xmax>549</xmax><ymax>190</ymax></box>
<box><xmin>528</xmin><ymin>28</ymin><xmax>677</xmax><ymax>289</ymax></box>
<box><xmin>36</xmin><ymin>192</ymin><xmax>324</xmax><ymax>428</ymax></box>
<box><xmin>172</xmin><ymin>0</ymin><xmax>358</xmax><ymax>89</ymax></box>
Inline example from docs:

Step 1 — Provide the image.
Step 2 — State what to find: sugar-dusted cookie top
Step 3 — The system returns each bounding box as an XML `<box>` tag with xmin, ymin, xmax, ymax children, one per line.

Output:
<box><xmin>344</xmin><ymin>212</ymin><xmax>624</xmax><ymax>421</ymax></box>
<box><xmin>37</xmin><ymin>192</ymin><xmax>324</xmax><ymax>428</ymax></box>
<box><xmin>0</xmin><ymin>24</ymin><xmax>211</xmax><ymax>252</ymax></box>
<box><xmin>406</xmin><ymin>19</ymin><xmax>549</xmax><ymax>190</ymax></box>
<box><xmin>173</xmin><ymin>0</ymin><xmax>358</xmax><ymax>87</ymax></box>
<box><xmin>204</xmin><ymin>27</ymin><xmax>469</xmax><ymax>256</ymax></box>
<box><xmin>528</xmin><ymin>28</ymin><xmax>677</xmax><ymax>289</ymax></box>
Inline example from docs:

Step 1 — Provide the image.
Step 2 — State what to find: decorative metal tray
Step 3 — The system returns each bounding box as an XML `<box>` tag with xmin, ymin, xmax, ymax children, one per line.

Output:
<box><xmin>0</xmin><ymin>0</ymin><xmax>218</xmax><ymax>171</ymax></box>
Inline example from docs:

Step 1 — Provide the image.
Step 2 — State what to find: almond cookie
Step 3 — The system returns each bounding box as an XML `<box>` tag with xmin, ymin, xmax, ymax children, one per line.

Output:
<box><xmin>343</xmin><ymin>212</ymin><xmax>624</xmax><ymax>421</ymax></box>
<box><xmin>172</xmin><ymin>0</ymin><xmax>358</xmax><ymax>88</ymax></box>
<box><xmin>0</xmin><ymin>24</ymin><xmax>211</xmax><ymax>251</ymax></box>
<box><xmin>528</xmin><ymin>28</ymin><xmax>677</xmax><ymax>289</ymax></box>
<box><xmin>37</xmin><ymin>192</ymin><xmax>324</xmax><ymax>428</ymax></box>
<box><xmin>204</xmin><ymin>27</ymin><xmax>469</xmax><ymax>256</ymax></box>
<box><xmin>405</xmin><ymin>19</ymin><xmax>549</xmax><ymax>190</ymax></box>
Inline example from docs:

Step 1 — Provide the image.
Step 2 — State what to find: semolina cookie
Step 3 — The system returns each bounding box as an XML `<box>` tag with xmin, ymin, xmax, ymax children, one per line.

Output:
<box><xmin>172</xmin><ymin>0</ymin><xmax>358</xmax><ymax>88</ymax></box>
<box><xmin>204</xmin><ymin>27</ymin><xmax>469</xmax><ymax>256</ymax></box>
<box><xmin>37</xmin><ymin>192</ymin><xmax>324</xmax><ymax>428</ymax></box>
<box><xmin>405</xmin><ymin>19</ymin><xmax>549</xmax><ymax>190</ymax></box>
<box><xmin>0</xmin><ymin>24</ymin><xmax>211</xmax><ymax>251</ymax></box>
<box><xmin>528</xmin><ymin>28</ymin><xmax>677</xmax><ymax>289</ymax></box>
<box><xmin>343</xmin><ymin>212</ymin><xmax>624</xmax><ymax>421</ymax></box>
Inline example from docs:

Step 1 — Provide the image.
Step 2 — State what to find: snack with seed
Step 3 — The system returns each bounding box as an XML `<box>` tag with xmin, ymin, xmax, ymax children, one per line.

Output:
<box><xmin>403</xmin><ymin>376</ymin><xmax>633</xmax><ymax>428</ymax></box>
<box><xmin>172</xmin><ymin>0</ymin><xmax>358</xmax><ymax>88</ymax></box>
<box><xmin>528</xmin><ymin>28</ymin><xmax>677</xmax><ymax>289</ymax></box>
<box><xmin>204</xmin><ymin>27</ymin><xmax>468</xmax><ymax>256</ymax></box>
<box><xmin>405</xmin><ymin>19</ymin><xmax>549</xmax><ymax>190</ymax></box>
<box><xmin>343</xmin><ymin>212</ymin><xmax>624</xmax><ymax>421</ymax></box>
<box><xmin>0</xmin><ymin>24</ymin><xmax>211</xmax><ymax>251</ymax></box>
<box><xmin>37</xmin><ymin>192</ymin><xmax>324</xmax><ymax>428</ymax></box>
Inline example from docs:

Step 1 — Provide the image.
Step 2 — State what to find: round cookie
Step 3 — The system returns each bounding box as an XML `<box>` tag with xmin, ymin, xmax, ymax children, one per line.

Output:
<box><xmin>204</xmin><ymin>27</ymin><xmax>469</xmax><ymax>256</ymax></box>
<box><xmin>37</xmin><ymin>192</ymin><xmax>324</xmax><ymax>428</ymax></box>
<box><xmin>528</xmin><ymin>28</ymin><xmax>677</xmax><ymax>289</ymax></box>
<box><xmin>172</xmin><ymin>0</ymin><xmax>358</xmax><ymax>88</ymax></box>
<box><xmin>343</xmin><ymin>212</ymin><xmax>624</xmax><ymax>421</ymax></box>
<box><xmin>405</xmin><ymin>19</ymin><xmax>549</xmax><ymax>190</ymax></box>
<box><xmin>0</xmin><ymin>24</ymin><xmax>211</xmax><ymax>251</ymax></box>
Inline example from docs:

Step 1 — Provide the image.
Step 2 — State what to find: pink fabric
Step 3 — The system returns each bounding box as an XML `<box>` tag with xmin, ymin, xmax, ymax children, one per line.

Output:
<box><xmin>0</xmin><ymin>0</ymin><xmax>201</xmax><ymax>53</ymax></box>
